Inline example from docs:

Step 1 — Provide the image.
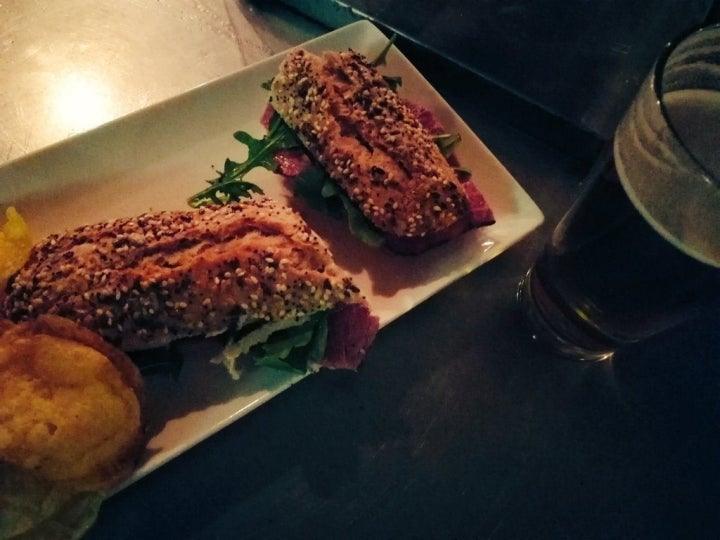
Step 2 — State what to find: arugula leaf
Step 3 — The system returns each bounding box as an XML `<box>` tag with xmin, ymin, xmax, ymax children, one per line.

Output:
<box><xmin>370</xmin><ymin>34</ymin><xmax>402</xmax><ymax>91</ymax></box>
<box><xmin>371</xmin><ymin>33</ymin><xmax>398</xmax><ymax>67</ymax></box>
<box><xmin>383</xmin><ymin>75</ymin><xmax>402</xmax><ymax>92</ymax></box>
<box><xmin>431</xmin><ymin>133</ymin><xmax>473</xmax><ymax>177</ymax></box>
<box><xmin>433</xmin><ymin>133</ymin><xmax>462</xmax><ymax>158</ymax></box>
<box><xmin>293</xmin><ymin>164</ymin><xmax>340</xmax><ymax>216</ymax></box>
<box><xmin>187</xmin><ymin>113</ymin><xmax>301</xmax><ymax>208</ymax></box>
<box><xmin>454</xmin><ymin>166</ymin><xmax>472</xmax><ymax>180</ymax></box>
<box><xmin>320</xmin><ymin>180</ymin><xmax>385</xmax><ymax>247</ymax></box>
<box><xmin>294</xmin><ymin>164</ymin><xmax>385</xmax><ymax>248</ymax></box>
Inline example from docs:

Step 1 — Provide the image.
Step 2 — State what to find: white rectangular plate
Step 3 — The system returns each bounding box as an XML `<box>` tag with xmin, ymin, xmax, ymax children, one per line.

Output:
<box><xmin>0</xmin><ymin>21</ymin><xmax>543</xmax><ymax>489</ymax></box>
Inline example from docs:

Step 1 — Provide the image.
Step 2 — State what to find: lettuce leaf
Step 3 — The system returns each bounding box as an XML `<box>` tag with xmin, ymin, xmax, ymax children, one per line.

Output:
<box><xmin>214</xmin><ymin>311</ymin><xmax>330</xmax><ymax>378</ymax></box>
<box><xmin>251</xmin><ymin>311</ymin><xmax>329</xmax><ymax>372</ymax></box>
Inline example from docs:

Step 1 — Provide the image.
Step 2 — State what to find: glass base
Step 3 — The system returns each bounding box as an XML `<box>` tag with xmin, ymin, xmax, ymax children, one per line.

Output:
<box><xmin>516</xmin><ymin>267</ymin><xmax>615</xmax><ymax>362</ymax></box>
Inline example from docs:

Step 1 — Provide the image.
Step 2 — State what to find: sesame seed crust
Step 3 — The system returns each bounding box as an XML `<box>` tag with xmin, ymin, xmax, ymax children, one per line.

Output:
<box><xmin>269</xmin><ymin>48</ymin><xmax>470</xmax><ymax>239</ymax></box>
<box><xmin>2</xmin><ymin>197</ymin><xmax>362</xmax><ymax>351</ymax></box>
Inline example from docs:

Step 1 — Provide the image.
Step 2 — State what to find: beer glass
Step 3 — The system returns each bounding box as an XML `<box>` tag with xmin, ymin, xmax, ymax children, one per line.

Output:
<box><xmin>517</xmin><ymin>24</ymin><xmax>720</xmax><ymax>361</ymax></box>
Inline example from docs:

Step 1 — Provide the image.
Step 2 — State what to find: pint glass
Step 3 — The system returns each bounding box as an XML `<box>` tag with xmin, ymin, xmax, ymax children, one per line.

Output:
<box><xmin>517</xmin><ymin>24</ymin><xmax>720</xmax><ymax>361</ymax></box>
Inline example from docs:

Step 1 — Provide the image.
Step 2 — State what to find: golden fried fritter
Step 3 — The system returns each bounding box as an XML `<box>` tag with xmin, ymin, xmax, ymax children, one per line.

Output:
<box><xmin>0</xmin><ymin>315</ymin><xmax>144</xmax><ymax>492</ymax></box>
<box><xmin>0</xmin><ymin>206</ymin><xmax>32</xmax><ymax>285</ymax></box>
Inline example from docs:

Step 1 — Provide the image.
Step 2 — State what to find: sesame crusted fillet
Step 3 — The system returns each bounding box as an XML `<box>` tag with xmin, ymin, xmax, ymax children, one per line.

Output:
<box><xmin>2</xmin><ymin>198</ymin><xmax>362</xmax><ymax>351</ymax></box>
<box><xmin>269</xmin><ymin>48</ymin><xmax>472</xmax><ymax>240</ymax></box>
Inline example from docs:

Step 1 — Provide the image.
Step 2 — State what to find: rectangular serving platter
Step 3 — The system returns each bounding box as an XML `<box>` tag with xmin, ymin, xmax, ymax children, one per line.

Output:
<box><xmin>0</xmin><ymin>21</ymin><xmax>543</xmax><ymax>488</ymax></box>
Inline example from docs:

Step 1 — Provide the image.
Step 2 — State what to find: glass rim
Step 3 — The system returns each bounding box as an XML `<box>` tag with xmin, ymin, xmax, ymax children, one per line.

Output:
<box><xmin>651</xmin><ymin>23</ymin><xmax>720</xmax><ymax>187</ymax></box>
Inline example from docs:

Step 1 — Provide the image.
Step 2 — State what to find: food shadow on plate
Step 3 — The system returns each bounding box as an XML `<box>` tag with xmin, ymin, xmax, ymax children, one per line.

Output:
<box><xmin>285</xmin><ymin>196</ymin><xmax>498</xmax><ymax>299</ymax></box>
<box><xmin>128</xmin><ymin>337</ymin><xmax>304</xmax><ymax>445</ymax></box>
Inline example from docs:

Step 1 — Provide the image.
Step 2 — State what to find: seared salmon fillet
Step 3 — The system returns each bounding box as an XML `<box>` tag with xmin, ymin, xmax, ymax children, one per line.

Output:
<box><xmin>2</xmin><ymin>198</ymin><xmax>364</xmax><ymax>352</ymax></box>
<box><xmin>269</xmin><ymin>48</ymin><xmax>493</xmax><ymax>253</ymax></box>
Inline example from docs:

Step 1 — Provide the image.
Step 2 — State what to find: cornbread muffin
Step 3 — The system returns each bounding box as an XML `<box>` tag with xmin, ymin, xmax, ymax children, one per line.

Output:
<box><xmin>0</xmin><ymin>315</ymin><xmax>144</xmax><ymax>491</ymax></box>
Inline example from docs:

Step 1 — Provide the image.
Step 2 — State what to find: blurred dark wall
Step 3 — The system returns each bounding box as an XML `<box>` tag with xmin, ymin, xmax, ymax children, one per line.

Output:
<box><xmin>271</xmin><ymin>0</ymin><xmax>717</xmax><ymax>139</ymax></box>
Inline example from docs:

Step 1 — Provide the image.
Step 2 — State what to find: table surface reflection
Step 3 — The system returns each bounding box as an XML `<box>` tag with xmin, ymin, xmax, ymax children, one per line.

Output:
<box><xmin>1</xmin><ymin>2</ymin><xmax>718</xmax><ymax>539</ymax></box>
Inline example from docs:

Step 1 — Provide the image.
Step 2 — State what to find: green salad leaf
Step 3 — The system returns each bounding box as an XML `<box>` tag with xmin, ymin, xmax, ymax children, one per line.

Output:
<box><xmin>250</xmin><ymin>311</ymin><xmax>329</xmax><ymax>372</ymax></box>
<box><xmin>294</xmin><ymin>164</ymin><xmax>385</xmax><ymax>248</ymax></box>
<box><xmin>187</xmin><ymin>113</ymin><xmax>301</xmax><ymax>207</ymax></box>
<box><xmin>215</xmin><ymin>312</ymin><xmax>331</xmax><ymax>378</ymax></box>
<box><xmin>370</xmin><ymin>34</ymin><xmax>402</xmax><ymax>91</ymax></box>
<box><xmin>433</xmin><ymin>133</ymin><xmax>462</xmax><ymax>158</ymax></box>
<box><xmin>370</xmin><ymin>33</ymin><xmax>397</xmax><ymax>67</ymax></box>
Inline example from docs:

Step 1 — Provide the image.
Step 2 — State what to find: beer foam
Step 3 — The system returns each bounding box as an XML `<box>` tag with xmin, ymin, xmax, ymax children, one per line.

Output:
<box><xmin>615</xmin><ymin>25</ymin><xmax>720</xmax><ymax>267</ymax></box>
